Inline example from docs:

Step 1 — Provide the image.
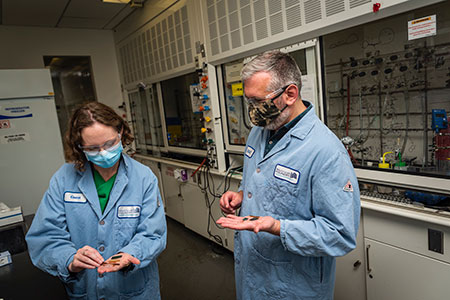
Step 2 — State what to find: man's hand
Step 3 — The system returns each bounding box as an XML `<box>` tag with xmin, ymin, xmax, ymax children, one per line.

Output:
<box><xmin>220</xmin><ymin>191</ymin><xmax>243</xmax><ymax>214</ymax></box>
<box><xmin>217</xmin><ymin>214</ymin><xmax>280</xmax><ymax>235</ymax></box>
<box><xmin>97</xmin><ymin>252</ymin><xmax>140</xmax><ymax>274</ymax></box>
<box><xmin>68</xmin><ymin>245</ymin><xmax>104</xmax><ymax>273</ymax></box>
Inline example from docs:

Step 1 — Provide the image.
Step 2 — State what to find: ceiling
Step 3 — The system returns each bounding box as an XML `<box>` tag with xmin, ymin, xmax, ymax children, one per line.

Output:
<box><xmin>0</xmin><ymin>0</ymin><xmax>146</xmax><ymax>30</ymax></box>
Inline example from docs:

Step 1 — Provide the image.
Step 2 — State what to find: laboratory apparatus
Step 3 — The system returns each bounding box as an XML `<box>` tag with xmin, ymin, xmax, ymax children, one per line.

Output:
<box><xmin>322</xmin><ymin>2</ymin><xmax>450</xmax><ymax>178</ymax></box>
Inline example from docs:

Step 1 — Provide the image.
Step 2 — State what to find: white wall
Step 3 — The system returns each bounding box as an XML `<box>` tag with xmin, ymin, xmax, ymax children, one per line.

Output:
<box><xmin>0</xmin><ymin>25</ymin><xmax>123</xmax><ymax>109</ymax></box>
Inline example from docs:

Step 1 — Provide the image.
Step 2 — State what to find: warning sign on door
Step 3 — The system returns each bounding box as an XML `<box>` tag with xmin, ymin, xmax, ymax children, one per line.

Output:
<box><xmin>0</xmin><ymin>120</ymin><xmax>10</xmax><ymax>129</ymax></box>
<box><xmin>408</xmin><ymin>15</ymin><xmax>436</xmax><ymax>41</ymax></box>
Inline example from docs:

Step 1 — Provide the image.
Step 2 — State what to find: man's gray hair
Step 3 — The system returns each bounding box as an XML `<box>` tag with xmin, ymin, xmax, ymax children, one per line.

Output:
<box><xmin>241</xmin><ymin>50</ymin><xmax>302</xmax><ymax>92</ymax></box>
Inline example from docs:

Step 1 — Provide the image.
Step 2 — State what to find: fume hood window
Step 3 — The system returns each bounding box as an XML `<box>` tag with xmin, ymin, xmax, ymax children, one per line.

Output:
<box><xmin>322</xmin><ymin>1</ymin><xmax>450</xmax><ymax>177</ymax></box>
<box><xmin>128</xmin><ymin>85</ymin><xmax>163</xmax><ymax>156</ymax></box>
<box><xmin>221</xmin><ymin>59</ymin><xmax>252</xmax><ymax>146</ymax></box>
<box><xmin>160</xmin><ymin>72</ymin><xmax>206</xmax><ymax>150</ymax></box>
<box><xmin>44</xmin><ymin>56</ymin><xmax>96</xmax><ymax>142</ymax></box>
<box><xmin>220</xmin><ymin>47</ymin><xmax>312</xmax><ymax>148</ymax></box>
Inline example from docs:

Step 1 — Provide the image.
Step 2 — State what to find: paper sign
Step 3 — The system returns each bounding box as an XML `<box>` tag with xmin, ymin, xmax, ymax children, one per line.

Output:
<box><xmin>301</xmin><ymin>75</ymin><xmax>316</xmax><ymax>102</ymax></box>
<box><xmin>232</xmin><ymin>82</ymin><xmax>244</xmax><ymax>97</ymax></box>
<box><xmin>1</xmin><ymin>132</ymin><xmax>31</xmax><ymax>144</ymax></box>
<box><xmin>408</xmin><ymin>15</ymin><xmax>436</xmax><ymax>41</ymax></box>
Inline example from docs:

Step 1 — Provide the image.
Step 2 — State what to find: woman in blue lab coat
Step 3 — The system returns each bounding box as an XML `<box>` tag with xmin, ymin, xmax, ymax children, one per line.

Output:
<box><xmin>26</xmin><ymin>102</ymin><xmax>167</xmax><ymax>299</ymax></box>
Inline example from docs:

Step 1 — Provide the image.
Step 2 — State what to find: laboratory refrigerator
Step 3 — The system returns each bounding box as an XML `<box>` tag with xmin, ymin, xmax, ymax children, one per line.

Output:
<box><xmin>0</xmin><ymin>69</ymin><xmax>65</xmax><ymax>216</ymax></box>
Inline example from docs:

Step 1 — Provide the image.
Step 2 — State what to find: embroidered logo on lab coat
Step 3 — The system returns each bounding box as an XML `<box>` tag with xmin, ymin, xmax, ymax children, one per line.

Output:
<box><xmin>273</xmin><ymin>164</ymin><xmax>300</xmax><ymax>184</ymax></box>
<box><xmin>245</xmin><ymin>146</ymin><xmax>255</xmax><ymax>158</ymax></box>
<box><xmin>343</xmin><ymin>180</ymin><xmax>354</xmax><ymax>192</ymax></box>
<box><xmin>117</xmin><ymin>205</ymin><xmax>141</xmax><ymax>218</ymax></box>
<box><xmin>64</xmin><ymin>192</ymin><xmax>87</xmax><ymax>203</ymax></box>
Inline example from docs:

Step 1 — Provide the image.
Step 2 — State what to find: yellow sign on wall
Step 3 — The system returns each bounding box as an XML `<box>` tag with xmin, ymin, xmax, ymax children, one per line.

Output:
<box><xmin>231</xmin><ymin>82</ymin><xmax>243</xmax><ymax>97</ymax></box>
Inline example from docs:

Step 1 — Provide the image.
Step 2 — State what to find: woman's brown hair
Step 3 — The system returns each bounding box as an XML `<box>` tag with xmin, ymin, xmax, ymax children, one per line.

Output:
<box><xmin>65</xmin><ymin>102</ymin><xmax>134</xmax><ymax>171</ymax></box>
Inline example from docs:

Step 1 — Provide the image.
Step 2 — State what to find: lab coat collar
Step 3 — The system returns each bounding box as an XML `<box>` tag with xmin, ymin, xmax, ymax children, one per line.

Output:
<box><xmin>76</xmin><ymin>154</ymin><xmax>131</xmax><ymax>220</ymax></box>
<box><xmin>259</xmin><ymin>102</ymin><xmax>316</xmax><ymax>163</ymax></box>
<box><xmin>77</xmin><ymin>162</ymin><xmax>103</xmax><ymax>220</ymax></box>
<box><xmin>288</xmin><ymin>102</ymin><xmax>316</xmax><ymax>141</ymax></box>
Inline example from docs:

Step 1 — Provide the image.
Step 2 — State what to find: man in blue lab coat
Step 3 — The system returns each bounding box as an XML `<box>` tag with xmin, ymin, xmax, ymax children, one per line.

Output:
<box><xmin>218</xmin><ymin>51</ymin><xmax>360</xmax><ymax>299</ymax></box>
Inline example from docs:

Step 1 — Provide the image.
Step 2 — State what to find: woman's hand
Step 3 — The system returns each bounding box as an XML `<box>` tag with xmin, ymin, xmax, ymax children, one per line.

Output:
<box><xmin>68</xmin><ymin>245</ymin><xmax>104</xmax><ymax>273</ymax></box>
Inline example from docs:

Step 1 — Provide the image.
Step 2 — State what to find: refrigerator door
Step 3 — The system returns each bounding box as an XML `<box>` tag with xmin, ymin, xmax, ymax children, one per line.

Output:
<box><xmin>0</xmin><ymin>69</ymin><xmax>65</xmax><ymax>216</ymax></box>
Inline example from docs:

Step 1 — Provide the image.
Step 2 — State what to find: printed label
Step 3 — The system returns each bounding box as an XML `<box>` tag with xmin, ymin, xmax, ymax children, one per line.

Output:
<box><xmin>0</xmin><ymin>106</ymin><xmax>32</xmax><ymax>120</ymax></box>
<box><xmin>1</xmin><ymin>133</ymin><xmax>30</xmax><ymax>144</ymax></box>
<box><xmin>245</xmin><ymin>146</ymin><xmax>255</xmax><ymax>158</ymax></box>
<box><xmin>117</xmin><ymin>205</ymin><xmax>141</xmax><ymax>218</ymax></box>
<box><xmin>408</xmin><ymin>15</ymin><xmax>436</xmax><ymax>41</ymax></box>
<box><xmin>273</xmin><ymin>164</ymin><xmax>300</xmax><ymax>184</ymax></box>
<box><xmin>231</xmin><ymin>82</ymin><xmax>244</xmax><ymax>97</ymax></box>
<box><xmin>64</xmin><ymin>192</ymin><xmax>87</xmax><ymax>203</ymax></box>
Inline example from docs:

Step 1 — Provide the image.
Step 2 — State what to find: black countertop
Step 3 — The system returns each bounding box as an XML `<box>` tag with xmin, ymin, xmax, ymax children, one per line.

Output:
<box><xmin>0</xmin><ymin>215</ymin><xmax>68</xmax><ymax>300</ymax></box>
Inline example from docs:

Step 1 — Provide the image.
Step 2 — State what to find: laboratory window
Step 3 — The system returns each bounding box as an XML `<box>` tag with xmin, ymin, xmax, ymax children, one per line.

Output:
<box><xmin>44</xmin><ymin>56</ymin><xmax>97</xmax><ymax>144</ymax></box>
<box><xmin>160</xmin><ymin>71</ymin><xmax>206</xmax><ymax>150</ymax></box>
<box><xmin>220</xmin><ymin>46</ymin><xmax>316</xmax><ymax>149</ymax></box>
<box><xmin>322</xmin><ymin>1</ymin><xmax>450</xmax><ymax>177</ymax></box>
<box><xmin>128</xmin><ymin>84</ymin><xmax>164</xmax><ymax>156</ymax></box>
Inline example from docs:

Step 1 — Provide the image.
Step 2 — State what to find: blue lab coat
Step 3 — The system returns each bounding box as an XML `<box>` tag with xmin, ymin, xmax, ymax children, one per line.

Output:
<box><xmin>236</xmin><ymin>104</ymin><xmax>360</xmax><ymax>299</ymax></box>
<box><xmin>26</xmin><ymin>154</ymin><xmax>167</xmax><ymax>300</ymax></box>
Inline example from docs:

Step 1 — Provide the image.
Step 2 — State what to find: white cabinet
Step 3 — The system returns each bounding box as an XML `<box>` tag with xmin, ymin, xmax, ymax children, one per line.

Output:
<box><xmin>160</xmin><ymin>164</ymin><xmax>185</xmax><ymax>223</ymax></box>
<box><xmin>364</xmin><ymin>209</ymin><xmax>450</xmax><ymax>300</ymax></box>
<box><xmin>181</xmin><ymin>182</ymin><xmax>209</xmax><ymax>239</ymax></box>
<box><xmin>365</xmin><ymin>239</ymin><xmax>450</xmax><ymax>300</ymax></box>
<box><xmin>334</xmin><ymin>215</ymin><xmax>366</xmax><ymax>300</ymax></box>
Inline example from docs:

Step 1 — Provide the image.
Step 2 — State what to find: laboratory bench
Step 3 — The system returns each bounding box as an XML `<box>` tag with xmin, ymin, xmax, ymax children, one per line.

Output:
<box><xmin>0</xmin><ymin>215</ymin><xmax>68</xmax><ymax>300</ymax></box>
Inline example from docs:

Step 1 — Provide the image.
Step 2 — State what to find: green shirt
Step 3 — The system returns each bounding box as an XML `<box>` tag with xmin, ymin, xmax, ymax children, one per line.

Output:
<box><xmin>93</xmin><ymin>168</ymin><xmax>118</xmax><ymax>213</ymax></box>
<box><xmin>264</xmin><ymin>101</ymin><xmax>312</xmax><ymax>156</ymax></box>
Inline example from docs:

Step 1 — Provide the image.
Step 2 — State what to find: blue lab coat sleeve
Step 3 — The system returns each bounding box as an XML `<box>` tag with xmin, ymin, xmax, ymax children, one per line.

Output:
<box><xmin>26</xmin><ymin>166</ymin><xmax>78</xmax><ymax>283</ymax></box>
<box><xmin>279</xmin><ymin>150</ymin><xmax>360</xmax><ymax>257</ymax></box>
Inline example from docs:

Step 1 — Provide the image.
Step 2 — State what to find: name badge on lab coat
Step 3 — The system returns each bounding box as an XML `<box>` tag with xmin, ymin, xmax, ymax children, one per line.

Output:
<box><xmin>273</xmin><ymin>164</ymin><xmax>300</xmax><ymax>184</ymax></box>
<box><xmin>117</xmin><ymin>205</ymin><xmax>141</xmax><ymax>218</ymax></box>
<box><xmin>64</xmin><ymin>192</ymin><xmax>87</xmax><ymax>203</ymax></box>
<box><xmin>245</xmin><ymin>146</ymin><xmax>255</xmax><ymax>158</ymax></box>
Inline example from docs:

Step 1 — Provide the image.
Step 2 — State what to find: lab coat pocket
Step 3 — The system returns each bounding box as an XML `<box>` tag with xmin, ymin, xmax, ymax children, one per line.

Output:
<box><xmin>246</xmin><ymin>247</ymin><xmax>293</xmax><ymax>299</ymax></box>
<box><xmin>263</xmin><ymin>177</ymin><xmax>298</xmax><ymax>217</ymax></box>
<box><xmin>114</xmin><ymin>217</ymin><xmax>139</xmax><ymax>248</ymax></box>
<box><xmin>291</xmin><ymin>256</ymin><xmax>324</xmax><ymax>296</ymax></box>
<box><xmin>115</xmin><ymin>267</ymin><xmax>150</xmax><ymax>298</ymax></box>
<box><xmin>65</xmin><ymin>281</ymin><xmax>87</xmax><ymax>299</ymax></box>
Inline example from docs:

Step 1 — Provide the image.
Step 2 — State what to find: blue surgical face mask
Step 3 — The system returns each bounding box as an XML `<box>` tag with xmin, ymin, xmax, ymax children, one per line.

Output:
<box><xmin>84</xmin><ymin>141</ymin><xmax>123</xmax><ymax>169</ymax></box>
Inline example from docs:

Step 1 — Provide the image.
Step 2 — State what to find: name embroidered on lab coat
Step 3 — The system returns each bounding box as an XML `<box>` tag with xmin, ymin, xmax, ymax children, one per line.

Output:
<box><xmin>245</xmin><ymin>146</ymin><xmax>255</xmax><ymax>158</ymax></box>
<box><xmin>273</xmin><ymin>164</ymin><xmax>300</xmax><ymax>184</ymax></box>
<box><xmin>117</xmin><ymin>205</ymin><xmax>141</xmax><ymax>218</ymax></box>
<box><xmin>64</xmin><ymin>192</ymin><xmax>87</xmax><ymax>203</ymax></box>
